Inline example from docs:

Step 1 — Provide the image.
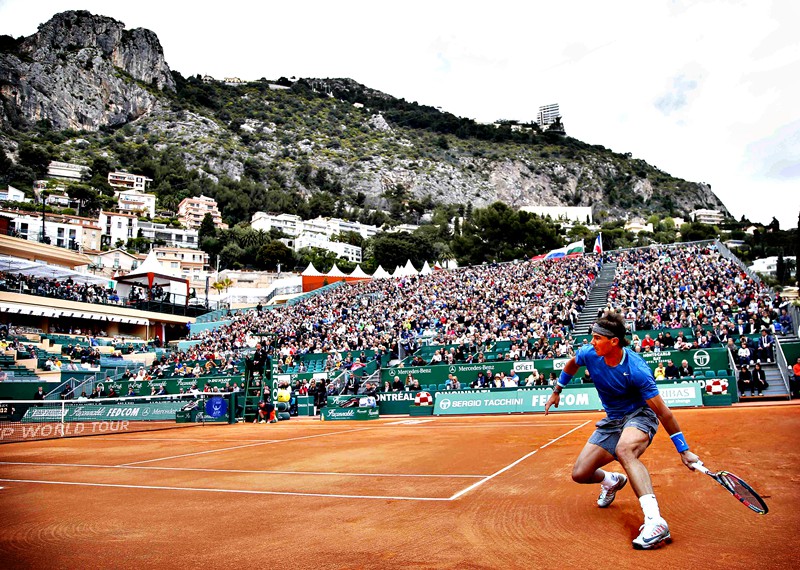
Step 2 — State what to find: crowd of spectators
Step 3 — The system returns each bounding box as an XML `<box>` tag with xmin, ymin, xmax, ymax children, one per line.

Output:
<box><xmin>605</xmin><ymin>245</ymin><xmax>786</xmax><ymax>338</ymax></box>
<box><xmin>187</xmin><ymin>256</ymin><xmax>600</xmax><ymax>375</ymax></box>
<box><xmin>1</xmin><ymin>271</ymin><xmax>120</xmax><ymax>304</ymax></box>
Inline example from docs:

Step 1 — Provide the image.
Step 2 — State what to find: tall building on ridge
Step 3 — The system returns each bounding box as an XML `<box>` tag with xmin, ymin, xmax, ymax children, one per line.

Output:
<box><xmin>537</xmin><ymin>103</ymin><xmax>560</xmax><ymax>128</ymax></box>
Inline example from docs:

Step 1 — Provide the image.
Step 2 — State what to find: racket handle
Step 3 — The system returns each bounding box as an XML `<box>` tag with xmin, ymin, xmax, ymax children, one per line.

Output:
<box><xmin>691</xmin><ymin>461</ymin><xmax>710</xmax><ymax>474</ymax></box>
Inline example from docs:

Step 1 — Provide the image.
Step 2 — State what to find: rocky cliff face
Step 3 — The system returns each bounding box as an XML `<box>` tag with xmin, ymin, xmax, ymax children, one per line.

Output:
<box><xmin>0</xmin><ymin>10</ymin><xmax>173</xmax><ymax>131</ymax></box>
<box><xmin>0</xmin><ymin>11</ymin><xmax>729</xmax><ymax>221</ymax></box>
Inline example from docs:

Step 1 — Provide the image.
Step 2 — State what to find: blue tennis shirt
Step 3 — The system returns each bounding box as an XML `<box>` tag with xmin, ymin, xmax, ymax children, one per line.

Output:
<box><xmin>574</xmin><ymin>345</ymin><xmax>660</xmax><ymax>419</ymax></box>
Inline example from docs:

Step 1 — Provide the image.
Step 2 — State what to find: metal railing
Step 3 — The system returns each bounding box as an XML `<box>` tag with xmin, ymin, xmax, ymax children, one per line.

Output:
<box><xmin>775</xmin><ymin>336</ymin><xmax>792</xmax><ymax>395</ymax></box>
<box><xmin>727</xmin><ymin>347</ymin><xmax>740</xmax><ymax>403</ymax></box>
<box><xmin>715</xmin><ymin>239</ymin><xmax>765</xmax><ymax>286</ymax></box>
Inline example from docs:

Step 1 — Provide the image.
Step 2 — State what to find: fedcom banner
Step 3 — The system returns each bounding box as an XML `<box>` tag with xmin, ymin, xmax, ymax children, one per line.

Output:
<box><xmin>434</xmin><ymin>388</ymin><xmax>602</xmax><ymax>415</ymax></box>
<box><xmin>22</xmin><ymin>402</ymin><xmax>185</xmax><ymax>423</ymax></box>
<box><xmin>433</xmin><ymin>383</ymin><xmax>704</xmax><ymax>415</ymax></box>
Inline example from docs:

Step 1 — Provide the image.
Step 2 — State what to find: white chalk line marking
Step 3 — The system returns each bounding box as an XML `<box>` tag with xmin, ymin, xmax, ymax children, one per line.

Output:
<box><xmin>448</xmin><ymin>420</ymin><xmax>591</xmax><ymax>501</ymax></box>
<box><xmin>0</xmin><ymin>479</ymin><xmax>449</xmax><ymax>501</ymax></box>
<box><xmin>117</xmin><ymin>426</ymin><xmax>375</xmax><ymax>466</ymax></box>
<box><xmin>0</xmin><ymin>461</ymin><xmax>485</xmax><ymax>478</ymax></box>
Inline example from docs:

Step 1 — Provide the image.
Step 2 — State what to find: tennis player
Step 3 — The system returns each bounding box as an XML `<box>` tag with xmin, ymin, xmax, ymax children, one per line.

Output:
<box><xmin>545</xmin><ymin>310</ymin><xmax>700</xmax><ymax>549</ymax></box>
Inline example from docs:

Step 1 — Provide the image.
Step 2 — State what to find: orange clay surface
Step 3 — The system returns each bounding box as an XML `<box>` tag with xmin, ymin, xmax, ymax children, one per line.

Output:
<box><xmin>0</xmin><ymin>404</ymin><xmax>798</xmax><ymax>569</ymax></box>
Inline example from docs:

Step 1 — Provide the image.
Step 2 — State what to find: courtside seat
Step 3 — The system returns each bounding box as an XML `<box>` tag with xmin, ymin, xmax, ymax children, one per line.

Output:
<box><xmin>705</xmin><ymin>370</ymin><xmax>716</xmax><ymax>378</ymax></box>
<box><xmin>718</xmin><ymin>370</ymin><xmax>730</xmax><ymax>378</ymax></box>
<box><xmin>438</xmin><ymin>383</ymin><xmax>447</xmax><ymax>391</ymax></box>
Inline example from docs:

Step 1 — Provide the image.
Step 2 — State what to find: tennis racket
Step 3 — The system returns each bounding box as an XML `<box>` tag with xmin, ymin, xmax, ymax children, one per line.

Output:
<box><xmin>691</xmin><ymin>461</ymin><xmax>768</xmax><ymax>515</ymax></box>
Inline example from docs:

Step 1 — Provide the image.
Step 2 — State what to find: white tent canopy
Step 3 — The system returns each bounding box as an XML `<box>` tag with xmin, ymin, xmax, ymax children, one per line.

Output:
<box><xmin>114</xmin><ymin>250</ymin><xmax>189</xmax><ymax>302</ymax></box>
<box><xmin>349</xmin><ymin>265</ymin><xmax>370</xmax><ymax>279</ymax></box>
<box><xmin>420</xmin><ymin>261</ymin><xmax>432</xmax><ymax>275</ymax></box>
<box><xmin>301</xmin><ymin>262</ymin><xmax>322</xmax><ymax>276</ymax></box>
<box><xmin>391</xmin><ymin>265</ymin><xmax>404</xmax><ymax>278</ymax></box>
<box><xmin>124</xmin><ymin>250</ymin><xmax>180</xmax><ymax>279</ymax></box>
<box><xmin>327</xmin><ymin>264</ymin><xmax>346</xmax><ymax>278</ymax></box>
<box><xmin>372</xmin><ymin>265</ymin><xmax>391</xmax><ymax>279</ymax></box>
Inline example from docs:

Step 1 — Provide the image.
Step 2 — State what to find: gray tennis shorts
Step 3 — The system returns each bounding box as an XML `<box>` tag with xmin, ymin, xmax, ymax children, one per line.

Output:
<box><xmin>588</xmin><ymin>406</ymin><xmax>659</xmax><ymax>458</ymax></box>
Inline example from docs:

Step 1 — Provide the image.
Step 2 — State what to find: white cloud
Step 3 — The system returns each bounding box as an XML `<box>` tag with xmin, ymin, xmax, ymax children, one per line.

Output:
<box><xmin>0</xmin><ymin>0</ymin><xmax>797</xmax><ymax>226</ymax></box>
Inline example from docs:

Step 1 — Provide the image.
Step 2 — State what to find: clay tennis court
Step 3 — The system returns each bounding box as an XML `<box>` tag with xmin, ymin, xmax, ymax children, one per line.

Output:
<box><xmin>0</xmin><ymin>404</ymin><xmax>797</xmax><ymax>569</ymax></box>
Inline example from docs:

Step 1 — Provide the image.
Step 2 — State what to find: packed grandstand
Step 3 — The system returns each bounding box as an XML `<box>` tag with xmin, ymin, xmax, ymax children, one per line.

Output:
<box><xmin>1</xmin><ymin>240</ymin><xmax>799</xmax><ymax>434</ymax></box>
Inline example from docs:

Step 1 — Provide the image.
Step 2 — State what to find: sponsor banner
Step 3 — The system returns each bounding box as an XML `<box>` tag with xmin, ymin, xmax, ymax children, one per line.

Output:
<box><xmin>321</xmin><ymin>407</ymin><xmax>380</xmax><ymax>421</ymax></box>
<box><xmin>376</xmin><ymin>390</ymin><xmax>422</xmax><ymax>415</ymax></box>
<box><xmin>22</xmin><ymin>401</ymin><xmax>186</xmax><ymax>423</ymax></box>
<box><xmin>382</xmin><ymin>361</ymin><xmax>522</xmax><ymax>386</ymax></box>
<box><xmin>433</xmin><ymin>383</ymin><xmax>704</xmax><ymax>416</ymax></box>
<box><xmin>434</xmin><ymin>387</ymin><xmax>602</xmax><ymax>415</ymax></box>
<box><xmin>657</xmin><ymin>382</ymin><xmax>704</xmax><ymax>407</ymax></box>
<box><xmin>640</xmin><ymin>348</ymin><xmax>727</xmax><ymax>372</ymax></box>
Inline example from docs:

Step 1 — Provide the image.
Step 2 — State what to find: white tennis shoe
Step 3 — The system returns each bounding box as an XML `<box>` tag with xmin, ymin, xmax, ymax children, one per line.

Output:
<box><xmin>632</xmin><ymin>517</ymin><xmax>671</xmax><ymax>550</ymax></box>
<box><xmin>597</xmin><ymin>473</ymin><xmax>627</xmax><ymax>508</ymax></box>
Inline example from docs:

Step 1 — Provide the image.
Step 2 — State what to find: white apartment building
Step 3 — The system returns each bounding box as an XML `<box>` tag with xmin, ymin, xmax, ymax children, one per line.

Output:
<box><xmin>292</xmin><ymin>232</ymin><xmax>362</xmax><ymax>263</ymax></box>
<box><xmin>749</xmin><ymin>256</ymin><xmax>797</xmax><ymax>277</ymax></box>
<box><xmin>47</xmin><ymin>161</ymin><xmax>90</xmax><ymax>180</ymax></box>
<box><xmin>45</xmin><ymin>193</ymin><xmax>71</xmax><ymax>208</ymax></box>
<box><xmin>689</xmin><ymin>209</ymin><xmax>725</xmax><ymax>225</ymax></box>
<box><xmin>520</xmin><ymin>206</ymin><xmax>593</xmax><ymax>224</ymax></box>
<box><xmin>154</xmin><ymin>247</ymin><xmax>209</xmax><ymax>284</ymax></box>
<box><xmin>0</xmin><ymin>185</ymin><xmax>28</xmax><ymax>202</ymax></box>
<box><xmin>251</xmin><ymin>212</ymin><xmax>380</xmax><ymax>240</ymax></box>
<box><xmin>116</xmin><ymin>190</ymin><xmax>157</xmax><ymax>218</ymax></box>
<box><xmin>178</xmin><ymin>195</ymin><xmax>226</xmax><ymax>230</ymax></box>
<box><xmin>87</xmin><ymin>248</ymin><xmax>142</xmax><ymax>275</ymax></box>
<box><xmin>537</xmin><ymin>103</ymin><xmax>560</xmax><ymax>128</ymax></box>
<box><xmin>107</xmin><ymin>171</ymin><xmax>153</xmax><ymax>193</ymax></box>
<box><xmin>385</xmin><ymin>223</ymin><xmax>420</xmax><ymax>234</ymax></box>
<box><xmin>624</xmin><ymin>219</ymin><xmax>654</xmax><ymax>234</ymax></box>
<box><xmin>251</xmin><ymin>212</ymin><xmax>303</xmax><ymax>236</ymax></box>
<box><xmin>138</xmin><ymin>221</ymin><xmax>199</xmax><ymax>249</ymax></box>
<box><xmin>99</xmin><ymin>211</ymin><xmax>138</xmax><ymax>248</ymax></box>
<box><xmin>4</xmin><ymin>210</ymin><xmax>101</xmax><ymax>251</ymax></box>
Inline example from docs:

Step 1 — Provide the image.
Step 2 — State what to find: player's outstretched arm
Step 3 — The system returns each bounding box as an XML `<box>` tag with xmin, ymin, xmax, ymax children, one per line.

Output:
<box><xmin>646</xmin><ymin>394</ymin><xmax>700</xmax><ymax>469</ymax></box>
<box><xmin>545</xmin><ymin>357</ymin><xmax>579</xmax><ymax>415</ymax></box>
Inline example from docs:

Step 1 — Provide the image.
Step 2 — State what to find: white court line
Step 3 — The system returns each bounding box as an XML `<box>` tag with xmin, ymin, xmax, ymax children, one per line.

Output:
<box><xmin>448</xmin><ymin>420</ymin><xmax>591</xmax><ymax>501</ymax></box>
<box><xmin>93</xmin><ymin>438</ymin><xmax>281</xmax><ymax>443</ymax></box>
<box><xmin>0</xmin><ymin>479</ymin><xmax>450</xmax><ymax>502</ymax></box>
<box><xmin>0</xmin><ymin>461</ymin><xmax>485</xmax><ymax>478</ymax></box>
<box><xmin>118</xmin><ymin>426</ymin><xmax>374</xmax><ymax>466</ymax></box>
<box><xmin>376</xmin><ymin>422</ymin><xmax>585</xmax><ymax>428</ymax></box>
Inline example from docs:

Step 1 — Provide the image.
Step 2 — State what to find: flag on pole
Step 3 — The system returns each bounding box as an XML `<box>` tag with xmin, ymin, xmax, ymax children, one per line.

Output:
<box><xmin>593</xmin><ymin>233</ymin><xmax>603</xmax><ymax>255</ymax></box>
<box><xmin>566</xmin><ymin>240</ymin><xmax>584</xmax><ymax>255</ymax></box>
<box><xmin>544</xmin><ymin>246</ymin><xmax>567</xmax><ymax>259</ymax></box>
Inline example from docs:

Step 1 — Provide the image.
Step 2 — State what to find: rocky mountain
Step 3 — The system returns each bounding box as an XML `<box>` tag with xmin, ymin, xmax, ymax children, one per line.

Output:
<box><xmin>0</xmin><ymin>10</ymin><xmax>729</xmax><ymax>225</ymax></box>
<box><xmin>0</xmin><ymin>11</ymin><xmax>173</xmax><ymax>131</ymax></box>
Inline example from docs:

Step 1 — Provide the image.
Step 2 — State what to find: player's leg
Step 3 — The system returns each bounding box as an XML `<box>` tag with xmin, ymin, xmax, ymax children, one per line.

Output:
<box><xmin>614</xmin><ymin>426</ymin><xmax>654</xmax><ymax>497</ymax></box>
<box><xmin>573</xmin><ymin>438</ymin><xmax>630</xmax><ymax>508</ymax></box>
<box><xmin>571</xmin><ymin>441</ymin><xmax>615</xmax><ymax>484</ymax></box>
<box><xmin>615</xmin><ymin>419</ymin><xmax>670</xmax><ymax>549</ymax></box>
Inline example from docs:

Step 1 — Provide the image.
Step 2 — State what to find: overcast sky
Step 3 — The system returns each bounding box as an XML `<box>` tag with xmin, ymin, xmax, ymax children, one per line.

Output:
<box><xmin>1</xmin><ymin>0</ymin><xmax>797</xmax><ymax>228</ymax></box>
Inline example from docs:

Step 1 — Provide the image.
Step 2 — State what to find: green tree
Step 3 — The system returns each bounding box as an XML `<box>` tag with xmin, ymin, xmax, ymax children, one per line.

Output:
<box><xmin>66</xmin><ymin>184</ymin><xmax>101</xmax><ymax>216</ymax></box>
<box><xmin>295</xmin><ymin>247</ymin><xmax>342</xmax><ymax>273</ymax></box>
<box><xmin>17</xmin><ymin>142</ymin><xmax>51</xmax><ymax>178</ymax></box>
<box><xmin>256</xmin><ymin>241</ymin><xmax>295</xmax><ymax>270</ymax></box>
<box><xmin>332</xmin><ymin>231</ymin><xmax>364</xmax><ymax>249</ymax></box>
<box><xmin>219</xmin><ymin>242</ymin><xmax>245</xmax><ymax>269</ymax></box>
<box><xmin>680</xmin><ymin>222</ymin><xmax>718</xmax><ymax>242</ymax></box>
<box><xmin>199</xmin><ymin>213</ymin><xmax>217</xmax><ymax>240</ymax></box>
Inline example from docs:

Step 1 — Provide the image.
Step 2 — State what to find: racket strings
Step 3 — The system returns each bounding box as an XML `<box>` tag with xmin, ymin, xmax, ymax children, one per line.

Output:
<box><xmin>720</xmin><ymin>472</ymin><xmax>767</xmax><ymax>513</ymax></box>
